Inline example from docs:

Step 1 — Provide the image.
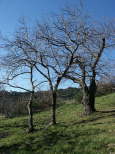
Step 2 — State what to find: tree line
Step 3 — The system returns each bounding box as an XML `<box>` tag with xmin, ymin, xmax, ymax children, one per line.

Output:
<box><xmin>0</xmin><ymin>6</ymin><xmax>115</xmax><ymax>132</ymax></box>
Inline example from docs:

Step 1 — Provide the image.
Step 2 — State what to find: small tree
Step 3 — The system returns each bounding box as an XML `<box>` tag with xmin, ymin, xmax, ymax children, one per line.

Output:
<box><xmin>1</xmin><ymin>25</ymin><xmax>44</xmax><ymax>132</ymax></box>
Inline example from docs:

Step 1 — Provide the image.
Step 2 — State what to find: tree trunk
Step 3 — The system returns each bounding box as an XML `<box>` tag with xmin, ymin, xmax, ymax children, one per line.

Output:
<box><xmin>89</xmin><ymin>76</ymin><xmax>97</xmax><ymax>112</ymax></box>
<box><xmin>82</xmin><ymin>84</ymin><xmax>96</xmax><ymax>115</ymax></box>
<box><xmin>89</xmin><ymin>84</ymin><xmax>96</xmax><ymax>111</ymax></box>
<box><xmin>52</xmin><ymin>91</ymin><xmax>57</xmax><ymax>125</ymax></box>
<box><xmin>27</xmin><ymin>93</ymin><xmax>34</xmax><ymax>133</ymax></box>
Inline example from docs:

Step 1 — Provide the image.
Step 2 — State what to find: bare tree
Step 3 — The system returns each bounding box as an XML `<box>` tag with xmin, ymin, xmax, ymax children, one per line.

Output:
<box><xmin>2</xmin><ymin>17</ymin><xmax>84</xmax><ymax>125</ymax></box>
<box><xmin>64</xmin><ymin>22</ymin><xmax>115</xmax><ymax>114</ymax></box>
<box><xmin>34</xmin><ymin>9</ymin><xmax>89</xmax><ymax>123</ymax></box>
<box><xmin>34</xmin><ymin>7</ymin><xmax>94</xmax><ymax>115</ymax></box>
<box><xmin>36</xmin><ymin>7</ymin><xmax>115</xmax><ymax>115</ymax></box>
<box><xmin>1</xmin><ymin>65</ymin><xmax>37</xmax><ymax>132</ymax></box>
<box><xmin>34</xmin><ymin>46</ymin><xmax>76</xmax><ymax>124</ymax></box>
<box><xmin>0</xmin><ymin>25</ymin><xmax>45</xmax><ymax>132</ymax></box>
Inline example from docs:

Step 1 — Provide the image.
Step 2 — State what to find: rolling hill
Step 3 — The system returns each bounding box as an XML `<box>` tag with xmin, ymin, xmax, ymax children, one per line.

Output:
<box><xmin>0</xmin><ymin>93</ymin><xmax>115</xmax><ymax>154</ymax></box>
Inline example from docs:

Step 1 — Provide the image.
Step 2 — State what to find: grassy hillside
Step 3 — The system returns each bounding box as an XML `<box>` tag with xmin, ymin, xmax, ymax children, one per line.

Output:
<box><xmin>0</xmin><ymin>93</ymin><xmax>115</xmax><ymax>154</ymax></box>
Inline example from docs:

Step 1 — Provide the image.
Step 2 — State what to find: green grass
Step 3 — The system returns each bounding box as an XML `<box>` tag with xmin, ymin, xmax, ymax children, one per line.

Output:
<box><xmin>0</xmin><ymin>93</ymin><xmax>115</xmax><ymax>154</ymax></box>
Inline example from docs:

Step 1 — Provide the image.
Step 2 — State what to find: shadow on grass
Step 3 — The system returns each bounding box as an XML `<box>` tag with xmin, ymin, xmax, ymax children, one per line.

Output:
<box><xmin>99</xmin><ymin>109</ymin><xmax>115</xmax><ymax>113</ymax></box>
<box><xmin>71</xmin><ymin>110</ymin><xmax>115</xmax><ymax>126</ymax></box>
<box><xmin>0</xmin><ymin>123</ymin><xmax>106</xmax><ymax>154</ymax></box>
<box><xmin>0</xmin><ymin>108</ymin><xmax>115</xmax><ymax>153</ymax></box>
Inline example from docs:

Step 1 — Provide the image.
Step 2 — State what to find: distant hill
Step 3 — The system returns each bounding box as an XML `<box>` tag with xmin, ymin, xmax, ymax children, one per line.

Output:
<box><xmin>0</xmin><ymin>85</ymin><xmax>115</xmax><ymax>117</ymax></box>
<box><xmin>0</xmin><ymin>87</ymin><xmax>80</xmax><ymax>117</ymax></box>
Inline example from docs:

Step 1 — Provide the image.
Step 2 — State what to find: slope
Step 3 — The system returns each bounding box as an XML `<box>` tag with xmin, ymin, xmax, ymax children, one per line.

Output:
<box><xmin>0</xmin><ymin>93</ymin><xmax>115</xmax><ymax>154</ymax></box>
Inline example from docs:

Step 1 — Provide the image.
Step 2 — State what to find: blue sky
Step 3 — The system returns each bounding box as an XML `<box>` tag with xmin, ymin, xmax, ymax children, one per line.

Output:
<box><xmin>0</xmin><ymin>0</ymin><xmax>114</xmax><ymax>91</ymax></box>
<box><xmin>0</xmin><ymin>0</ymin><xmax>114</xmax><ymax>35</ymax></box>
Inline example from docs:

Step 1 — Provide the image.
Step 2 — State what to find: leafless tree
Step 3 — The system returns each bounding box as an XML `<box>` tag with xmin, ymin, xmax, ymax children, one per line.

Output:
<box><xmin>34</xmin><ymin>7</ymin><xmax>92</xmax><ymax>115</ymax></box>
<box><xmin>34</xmin><ymin>9</ymin><xmax>90</xmax><ymax>123</ymax></box>
<box><xmin>33</xmin><ymin>46</ymin><xmax>76</xmax><ymax>124</ymax></box>
<box><xmin>5</xmin><ymin>17</ymin><xmax>85</xmax><ymax>125</ymax></box>
<box><xmin>64</xmin><ymin>21</ymin><xmax>115</xmax><ymax>114</ymax></box>
<box><xmin>1</xmin><ymin>16</ymin><xmax>83</xmax><ymax>124</ymax></box>
<box><xmin>0</xmin><ymin>25</ymin><xmax>45</xmax><ymax>132</ymax></box>
<box><xmin>36</xmin><ymin>7</ymin><xmax>115</xmax><ymax>115</ymax></box>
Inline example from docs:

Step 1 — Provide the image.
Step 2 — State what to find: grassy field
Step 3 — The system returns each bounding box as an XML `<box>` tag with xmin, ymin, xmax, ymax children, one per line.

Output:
<box><xmin>0</xmin><ymin>93</ymin><xmax>115</xmax><ymax>154</ymax></box>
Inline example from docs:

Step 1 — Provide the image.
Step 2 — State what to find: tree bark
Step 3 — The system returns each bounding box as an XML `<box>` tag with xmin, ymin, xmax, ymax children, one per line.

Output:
<box><xmin>27</xmin><ymin>93</ymin><xmax>34</xmax><ymax>133</ymax></box>
<box><xmin>81</xmin><ymin>66</ymin><xmax>97</xmax><ymax>115</ymax></box>
<box><xmin>89</xmin><ymin>78</ymin><xmax>97</xmax><ymax>112</ymax></box>
<box><xmin>52</xmin><ymin>90</ymin><xmax>57</xmax><ymax>125</ymax></box>
<box><xmin>82</xmin><ymin>86</ymin><xmax>92</xmax><ymax>115</ymax></box>
<box><xmin>82</xmin><ymin>83</ymin><xmax>96</xmax><ymax>115</ymax></box>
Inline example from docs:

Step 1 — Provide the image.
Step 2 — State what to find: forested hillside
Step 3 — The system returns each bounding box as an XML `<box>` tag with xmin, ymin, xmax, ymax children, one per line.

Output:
<box><xmin>1</xmin><ymin>85</ymin><xmax>115</xmax><ymax>118</ymax></box>
<box><xmin>0</xmin><ymin>88</ymin><xmax>80</xmax><ymax>117</ymax></box>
